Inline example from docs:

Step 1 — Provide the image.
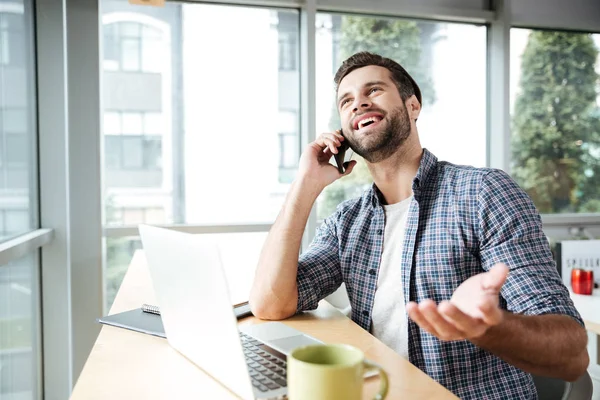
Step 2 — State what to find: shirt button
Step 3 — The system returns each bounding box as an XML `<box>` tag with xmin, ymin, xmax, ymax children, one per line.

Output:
<box><xmin>362</xmin><ymin>310</ymin><xmax>369</xmax><ymax>317</ymax></box>
<box><xmin>377</xmin><ymin>229</ymin><xmax>383</xmax><ymax>235</ymax></box>
<box><xmin>369</xmin><ymin>269</ymin><xmax>376</xmax><ymax>276</ymax></box>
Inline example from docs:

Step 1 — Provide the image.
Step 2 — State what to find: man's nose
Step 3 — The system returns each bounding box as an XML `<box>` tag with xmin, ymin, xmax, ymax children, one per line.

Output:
<box><xmin>352</xmin><ymin>95</ymin><xmax>371</xmax><ymax>113</ymax></box>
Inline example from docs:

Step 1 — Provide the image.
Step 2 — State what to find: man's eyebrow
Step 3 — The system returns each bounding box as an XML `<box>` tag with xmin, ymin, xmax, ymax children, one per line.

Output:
<box><xmin>337</xmin><ymin>80</ymin><xmax>390</xmax><ymax>104</ymax></box>
<box><xmin>363</xmin><ymin>80</ymin><xmax>389</xmax><ymax>88</ymax></box>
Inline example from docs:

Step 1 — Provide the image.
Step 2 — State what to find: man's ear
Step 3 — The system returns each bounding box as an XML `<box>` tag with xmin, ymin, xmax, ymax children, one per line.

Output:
<box><xmin>406</xmin><ymin>95</ymin><xmax>421</xmax><ymax>121</ymax></box>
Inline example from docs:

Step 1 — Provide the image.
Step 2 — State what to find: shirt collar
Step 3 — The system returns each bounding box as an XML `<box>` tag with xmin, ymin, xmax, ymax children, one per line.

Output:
<box><xmin>412</xmin><ymin>148</ymin><xmax>438</xmax><ymax>194</ymax></box>
<box><xmin>369</xmin><ymin>148</ymin><xmax>438</xmax><ymax>207</ymax></box>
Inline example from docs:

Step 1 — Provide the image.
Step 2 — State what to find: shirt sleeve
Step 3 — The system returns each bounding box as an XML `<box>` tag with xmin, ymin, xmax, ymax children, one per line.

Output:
<box><xmin>296</xmin><ymin>211</ymin><xmax>343</xmax><ymax>312</ymax></box>
<box><xmin>477</xmin><ymin>169</ymin><xmax>584</xmax><ymax>325</ymax></box>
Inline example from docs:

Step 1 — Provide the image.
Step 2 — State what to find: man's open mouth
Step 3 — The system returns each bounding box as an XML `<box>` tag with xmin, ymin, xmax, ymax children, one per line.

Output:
<box><xmin>353</xmin><ymin>112</ymin><xmax>384</xmax><ymax>131</ymax></box>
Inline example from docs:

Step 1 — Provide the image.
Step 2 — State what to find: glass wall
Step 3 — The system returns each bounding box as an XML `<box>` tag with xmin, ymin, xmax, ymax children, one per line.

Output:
<box><xmin>0</xmin><ymin>255</ymin><xmax>41</xmax><ymax>400</ymax></box>
<box><xmin>0</xmin><ymin>0</ymin><xmax>37</xmax><ymax>241</ymax></box>
<box><xmin>315</xmin><ymin>14</ymin><xmax>487</xmax><ymax>219</ymax></box>
<box><xmin>510</xmin><ymin>29</ymin><xmax>600</xmax><ymax>214</ymax></box>
<box><xmin>0</xmin><ymin>0</ymin><xmax>41</xmax><ymax>399</ymax></box>
<box><xmin>100</xmin><ymin>0</ymin><xmax>300</xmax><ymax>310</ymax></box>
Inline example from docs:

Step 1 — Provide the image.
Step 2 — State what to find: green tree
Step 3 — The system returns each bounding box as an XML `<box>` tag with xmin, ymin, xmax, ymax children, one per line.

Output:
<box><xmin>512</xmin><ymin>31</ymin><xmax>600</xmax><ymax>213</ymax></box>
<box><xmin>318</xmin><ymin>17</ymin><xmax>440</xmax><ymax>219</ymax></box>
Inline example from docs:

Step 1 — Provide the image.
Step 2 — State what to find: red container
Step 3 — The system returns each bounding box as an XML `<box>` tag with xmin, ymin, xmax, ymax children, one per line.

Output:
<box><xmin>571</xmin><ymin>269</ymin><xmax>594</xmax><ymax>295</ymax></box>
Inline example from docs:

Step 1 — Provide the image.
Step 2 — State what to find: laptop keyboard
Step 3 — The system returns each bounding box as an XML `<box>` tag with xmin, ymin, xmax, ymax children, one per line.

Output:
<box><xmin>239</xmin><ymin>332</ymin><xmax>287</xmax><ymax>393</ymax></box>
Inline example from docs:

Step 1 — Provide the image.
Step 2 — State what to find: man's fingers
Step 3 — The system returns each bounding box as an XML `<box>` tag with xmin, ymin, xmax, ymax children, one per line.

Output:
<box><xmin>324</xmin><ymin>139</ymin><xmax>339</xmax><ymax>154</ymax></box>
<box><xmin>438</xmin><ymin>301</ymin><xmax>488</xmax><ymax>338</ymax></box>
<box><xmin>416</xmin><ymin>300</ymin><xmax>464</xmax><ymax>340</ymax></box>
<box><xmin>406</xmin><ymin>302</ymin><xmax>440</xmax><ymax>337</ymax></box>
<box><xmin>316</xmin><ymin>132</ymin><xmax>344</xmax><ymax>153</ymax></box>
<box><xmin>342</xmin><ymin>160</ymin><xmax>358</xmax><ymax>175</ymax></box>
<box><xmin>482</xmin><ymin>263</ymin><xmax>509</xmax><ymax>293</ymax></box>
<box><xmin>478</xmin><ymin>300</ymin><xmax>505</xmax><ymax>326</ymax></box>
<box><xmin>316</xmin><ymin>146</ymin><xmax>333</xmax><ymax>163</ymax></box>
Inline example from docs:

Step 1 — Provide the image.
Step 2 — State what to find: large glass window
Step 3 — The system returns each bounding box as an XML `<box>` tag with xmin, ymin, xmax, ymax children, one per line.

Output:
<box><xmin>0</xmin><ymin>17</ymin><xmax>9</xmax><ymax>65</ymax></box>
<box><xmin>101</xmin><ymin>0</ymin><xmax>300</xmax><ymax>310</ymax></box>
<box><xmin>510</xmin><ymin>29</ymin><xmax>600</xmax><ymax>214</ymax></box>
<box><xmin>0</xmin><ymin>9</ymin><xmax>36</xmax><ymax>242</ymax></box>
<box><xmin>0</xmin><ymin>2</ymin><xmax>41</xmax><ymax>398</ymax></box>
<box><xmin>0</xmin><ymin>255</ymin><xmax>41</xmax><ymax>400</ymax></box>
<box><xmin>315</xmin><ymin>14</ymin><xmax>487</xmax><ymax>219</ymax></box>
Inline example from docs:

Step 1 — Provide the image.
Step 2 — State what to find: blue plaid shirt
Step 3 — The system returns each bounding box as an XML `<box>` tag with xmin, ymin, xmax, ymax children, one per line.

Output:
<box><xmin>296</xmin><ymin>149</ymin><xmax>583</xmax><ymax>400</ymax></box>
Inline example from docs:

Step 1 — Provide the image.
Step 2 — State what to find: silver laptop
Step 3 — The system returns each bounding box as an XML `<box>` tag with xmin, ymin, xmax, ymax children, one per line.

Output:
<box><xmin>138</xmin><ymin>224</ymin><xmax>322</xmax><ymax>400</ymax></box>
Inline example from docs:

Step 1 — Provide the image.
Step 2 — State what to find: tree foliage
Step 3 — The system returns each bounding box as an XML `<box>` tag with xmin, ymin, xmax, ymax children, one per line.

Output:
<box><xmin>512</xmin><ymin>31</ymin><xmax>600</xmax><ymax>213</ymax></box>
<box><xmin>339</xmin><ymin>17</ymin><xmax>435</xmax><ymax>105</ymax></box>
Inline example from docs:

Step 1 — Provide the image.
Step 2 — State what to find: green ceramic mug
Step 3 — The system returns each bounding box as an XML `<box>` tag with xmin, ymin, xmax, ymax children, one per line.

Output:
<box><xmin>287</xmin><ymin>344</ymin><xmax>389</xmax><ymax>400</ymax></box>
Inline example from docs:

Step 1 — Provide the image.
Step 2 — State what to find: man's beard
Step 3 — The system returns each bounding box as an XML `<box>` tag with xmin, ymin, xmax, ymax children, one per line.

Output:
<box><xmin>346</xmin><ymin>103</ymin><xmax>411</xmax><ymax>163</ymax></box>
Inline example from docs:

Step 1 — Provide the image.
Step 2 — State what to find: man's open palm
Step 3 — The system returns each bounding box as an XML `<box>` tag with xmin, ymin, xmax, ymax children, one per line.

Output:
<box><xmin>406</xmin><ymin>263</ymin><xmax>509</xmax><ymax>341</ymax></box>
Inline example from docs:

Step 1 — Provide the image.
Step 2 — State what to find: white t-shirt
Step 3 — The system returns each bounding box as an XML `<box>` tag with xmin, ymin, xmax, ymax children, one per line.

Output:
<box><xmin>370</xmin><ymin>195</ymin><xmax>412</xmax><ymax>359</ymax></box>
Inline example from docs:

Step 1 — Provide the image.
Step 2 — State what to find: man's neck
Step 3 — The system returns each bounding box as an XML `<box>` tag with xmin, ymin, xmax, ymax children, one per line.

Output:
<box><xmin>367</xmin><ymin>134</ymin><xmax>423</xmax><ymax>205</ymax></box>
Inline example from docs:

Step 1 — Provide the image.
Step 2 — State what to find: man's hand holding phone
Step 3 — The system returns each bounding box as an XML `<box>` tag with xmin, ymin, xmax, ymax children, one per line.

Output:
<box><xmin>297</xmin><ymin>129</ymin><xmax>357</xmax><ymax>192</ymax></box>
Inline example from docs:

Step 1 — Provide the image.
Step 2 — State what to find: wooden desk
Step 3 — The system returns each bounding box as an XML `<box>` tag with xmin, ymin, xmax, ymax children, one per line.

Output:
<box><xmin>71</xmin><ymin>250</ymin><xmax>457</xmax><ymax>400</ymax></box>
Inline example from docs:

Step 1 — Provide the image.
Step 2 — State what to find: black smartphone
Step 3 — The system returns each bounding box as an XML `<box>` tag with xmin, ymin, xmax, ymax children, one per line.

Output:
<box><xmin>333</xmin><ymin>129</ymin><xmax>351</xmax><ymax>174</ymax></box>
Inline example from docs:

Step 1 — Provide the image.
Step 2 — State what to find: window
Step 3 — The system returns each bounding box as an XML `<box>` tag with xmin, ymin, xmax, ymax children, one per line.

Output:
<box><xmin>278</xmin><ymin>31</ymin><xmax>298</xmax><ymax>71</ymax></box>
<box><xmin>101</xmin><ymin>2</ymin><xmax>300</xmax><ymax>311</ymax></box>
<box><xmin>278</xmin><ymin>132</ymin><xmax>298</xmax><ymax>183</ymax></box>
<box><xmin>2</xmin><ymin>108</ymin><xmax>28</xmax><ymax>135</ymax></box>
<box><xmin>102</xmin><ymin>3</ymin><xmax>300</xmax><ymax>225</ymax></box>
<box><xmin>103</xmin><ymin>112</ymin><xmax>163</xmax><ymax>170</ymax></box>
<box><xmin>0</xmin><ymin>17</ymin><xmax>8</xmax><ymax>65</ymax></box>
<box><xmin>278</xmin><ymin>32</ymin><xmax>297</xmax><ymax>71</ymax></box>
<box><xmin>0</xmin><ymin>254</ymin><xmax>41</xmax><ymax>399</ymax></box>
<box><xmin>315</xmin><ymin>14</ymin><xmax>487</xmax><ymax>219</ymax></box>
<box><xmin>6</xmin><ymin>135</ymin><xmax>28</xmax><ymax>165</ymax></box>
<box><xmin>0</xmin><ymin>13</ymin><xmax>26</xmax><ymax>68</ymax></box>
<box><xmin>0</xmin><ymin>13</ymin><xmax>36</xmax><ymax>241</ymax></box>
<box><xmin>510</xmin><ymin>29</ymin><xmax>600</xmax><ymax>214</ymax></box>
<box><xmin>276</xmin><ymin>12</ymin><xmax>298</xmax><ymax>71</ymax></box>
<box><xmin>103</xmin><ymin>21</ymin><xmax>163</xmax><ymax>73</ymax></box>
<box><xmin>0</xmin><ymin>2</ymin><xmax>40</xmax><ymax>399</ymax></box>
<box><xmin>277</xmin><ymin>110</ymin><xmax>299</xmax><ymax>183</ymax></box>
<box><xmin>0</xmin><ymin>209</ymin><xmax>30</xmax><ymax>240</ymax></box>
<box><xmin>0</xmin><ymin>108</ymin><xmax>31</xmax><ymax>190</ymax></box>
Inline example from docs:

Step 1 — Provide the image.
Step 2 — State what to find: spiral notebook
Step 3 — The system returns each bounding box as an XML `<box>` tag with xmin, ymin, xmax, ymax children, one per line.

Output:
<box><xmin>97</xmin><ymin>302</ymin><xmax>252</xmax><ymax>338</ymax></box>
<box><xmin>141</xmin><ymin>303</ymin><xmax>160</xmax><ymax>315</ymax></box>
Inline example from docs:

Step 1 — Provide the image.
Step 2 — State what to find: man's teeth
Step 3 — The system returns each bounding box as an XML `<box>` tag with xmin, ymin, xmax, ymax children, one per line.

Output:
<box><xmin>358</xmin><ymin>116</ymin><xmax>381</xmax><ymax>129</ymax></box>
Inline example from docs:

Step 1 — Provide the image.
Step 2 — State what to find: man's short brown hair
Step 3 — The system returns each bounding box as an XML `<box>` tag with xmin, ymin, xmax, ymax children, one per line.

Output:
<box><xmin>334</xmin><ymin>51</ymin><xmax>422</xmax><ymax>106</ymax></box>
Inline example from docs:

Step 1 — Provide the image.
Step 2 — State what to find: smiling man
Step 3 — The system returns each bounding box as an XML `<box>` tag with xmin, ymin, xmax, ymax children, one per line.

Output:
<box><xmin>249</xmin><ymin>52</ymin><xmax>589</xmax><ymax>399</ymax></box>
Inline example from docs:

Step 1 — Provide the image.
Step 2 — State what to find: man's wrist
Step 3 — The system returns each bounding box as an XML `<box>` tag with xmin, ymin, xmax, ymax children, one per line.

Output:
<box><xmin>470</xmin><ymin>311</ymin><xmax>510</xmax><ymax>346</ymax></box>
<box><xmin>279</xmin><ymin>176</ymin><xmax>324</xmax><ymax>222</ymax></box>
<box><xmin>293</xmin><ymin>175</ymin><xmax>327</xmax><ymax>199</ymax></box>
